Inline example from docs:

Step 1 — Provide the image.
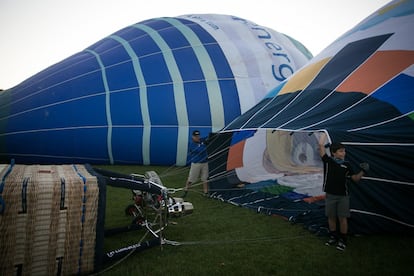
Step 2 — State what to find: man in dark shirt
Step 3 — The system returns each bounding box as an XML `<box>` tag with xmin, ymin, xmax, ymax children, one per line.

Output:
<box><xmin>318</xmin><ymin>133</ymin><xmax>368</xmax><ymax>251</ymax></box>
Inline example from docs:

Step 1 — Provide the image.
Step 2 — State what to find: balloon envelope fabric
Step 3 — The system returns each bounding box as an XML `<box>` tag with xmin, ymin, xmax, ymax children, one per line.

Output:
<box><xmin>220</xmin><ymin>1</ymin><xmax>414</xmax><ymax>233</ymax></box>
<box><xmin>0</xmin><ymin>14</ymin><xmax>311</xmax><ymax>165</ymax></box>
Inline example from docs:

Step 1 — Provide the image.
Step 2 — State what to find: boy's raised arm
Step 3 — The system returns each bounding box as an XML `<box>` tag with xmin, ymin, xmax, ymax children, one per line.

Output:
<box><xmin>318</xmin><ymin>132</ymin><xmax>327</xmax><ymax>157</ymax></box>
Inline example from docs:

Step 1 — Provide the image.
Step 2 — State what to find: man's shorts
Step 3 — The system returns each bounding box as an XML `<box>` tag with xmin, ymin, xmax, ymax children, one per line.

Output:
<box><xmin>188</xmin><ymin>162</ymin><xmax>209</xmax><ymax>183</ymax></box>
<box><xmin>325</xmin><ymin>193</ymin><xmax>350</xmax><ymax>218</ymax></box>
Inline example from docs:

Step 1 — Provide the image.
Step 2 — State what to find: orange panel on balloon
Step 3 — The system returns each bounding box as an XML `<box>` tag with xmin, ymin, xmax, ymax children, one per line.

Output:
<box><xmin>226</xmin><ymin>140</ymin><xmax>246</xmax><ymax>170</ymax></box>
<box><xmin>337</xmin><ymin>50</ymin><xmax>414</xmax><ymax>94</ymax></box>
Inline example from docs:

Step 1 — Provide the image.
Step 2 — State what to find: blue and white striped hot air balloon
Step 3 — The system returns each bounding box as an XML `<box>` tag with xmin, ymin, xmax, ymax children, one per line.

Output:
<box><xmin>0</xmin><ymin>14</ymin><xmax>311</xmax><ymax>165</ymax></box>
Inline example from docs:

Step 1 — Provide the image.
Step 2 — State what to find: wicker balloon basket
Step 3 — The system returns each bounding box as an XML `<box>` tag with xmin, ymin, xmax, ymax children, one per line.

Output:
<box><xmin>0</xmin><ymin>163</ymin><xmax>102</xmax><ymax>275</ymax></box>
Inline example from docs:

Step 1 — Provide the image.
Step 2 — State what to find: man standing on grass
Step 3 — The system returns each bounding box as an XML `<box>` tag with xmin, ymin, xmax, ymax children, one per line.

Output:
<box><xmin>183</xmin><ymin>130</ymin><xmax>209</xmax><ymax>197</ymax></box>
<box><xmin>318</xmin><ymin>133</ymin><xmax>369</xmax><ymax>251</ymax></box>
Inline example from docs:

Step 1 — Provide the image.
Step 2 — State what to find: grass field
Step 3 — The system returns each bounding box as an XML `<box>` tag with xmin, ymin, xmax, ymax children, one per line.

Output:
<box><xmin>96</xmin><ymin>165</ymin><xmax>413</xmax><ymax>276</ymax></box>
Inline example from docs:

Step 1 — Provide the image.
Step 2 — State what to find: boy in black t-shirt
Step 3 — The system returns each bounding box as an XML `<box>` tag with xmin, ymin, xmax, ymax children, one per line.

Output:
<box><xmin>318</xmin><ymin>133</ymin><xmax>369</xmax><ymax>251</ymax></box>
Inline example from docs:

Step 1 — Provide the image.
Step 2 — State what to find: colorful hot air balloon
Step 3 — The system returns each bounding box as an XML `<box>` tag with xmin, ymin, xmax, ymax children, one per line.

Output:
<box><xmin>211</xmin><ymin>0</ymin><xmax>414</xmax><ymax>234</ymax></box>
<box><xmin>0</xmin><ymin>14</ymin><xmax>311</xmax><ymax>165</ymax></box>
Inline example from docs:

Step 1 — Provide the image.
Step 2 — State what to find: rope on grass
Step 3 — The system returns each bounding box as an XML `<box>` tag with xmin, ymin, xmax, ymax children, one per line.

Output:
<box><xmin>163</xmin><ymin>233</ymin><xmax>309</xmax><ymax>247</ymax></box>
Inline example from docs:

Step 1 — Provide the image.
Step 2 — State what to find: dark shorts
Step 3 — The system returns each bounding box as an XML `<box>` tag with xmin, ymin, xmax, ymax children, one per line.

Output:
<box><xmin>325</xmin><ymin>193</ymin><xmax>350</xmax><ymax>218</ymax></box>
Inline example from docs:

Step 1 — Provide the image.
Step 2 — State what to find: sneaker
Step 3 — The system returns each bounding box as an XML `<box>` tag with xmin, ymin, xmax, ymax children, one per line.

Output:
<box><xmin>336</xmin><ymin>241</ymin><xmax>346</xmax><ymax>251</ymax></box>
<box><xmin>325</xmin><ymin>236</ymin><xmax>337</xmax><ymax>246</ymax></box>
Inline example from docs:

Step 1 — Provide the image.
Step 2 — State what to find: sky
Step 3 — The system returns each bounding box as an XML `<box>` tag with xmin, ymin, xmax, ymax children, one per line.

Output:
<box><xmin>0</xmin><ymin>0</ymin><xmax>390</xmax><ymax>90</ymax></box>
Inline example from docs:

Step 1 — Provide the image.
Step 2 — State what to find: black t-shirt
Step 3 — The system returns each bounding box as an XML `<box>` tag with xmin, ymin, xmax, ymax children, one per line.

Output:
<box><xmin>322</xmin><ymin>154</ymin><xmax>355</xmax><ymax>196</ymax></box>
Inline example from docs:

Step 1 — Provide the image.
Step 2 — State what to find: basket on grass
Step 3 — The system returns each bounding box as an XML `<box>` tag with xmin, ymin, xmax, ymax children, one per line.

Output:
<box><xmin>0</xmin><ymin>163</ymin><xmax>102</xmax><ymax>276</ymax></box>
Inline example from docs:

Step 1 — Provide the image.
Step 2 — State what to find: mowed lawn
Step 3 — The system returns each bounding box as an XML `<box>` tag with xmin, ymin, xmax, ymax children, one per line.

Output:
<box><xmin>97</xmin><ymin>165</ymin><xmax>414</xmax><ymax>276</ymax></box>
